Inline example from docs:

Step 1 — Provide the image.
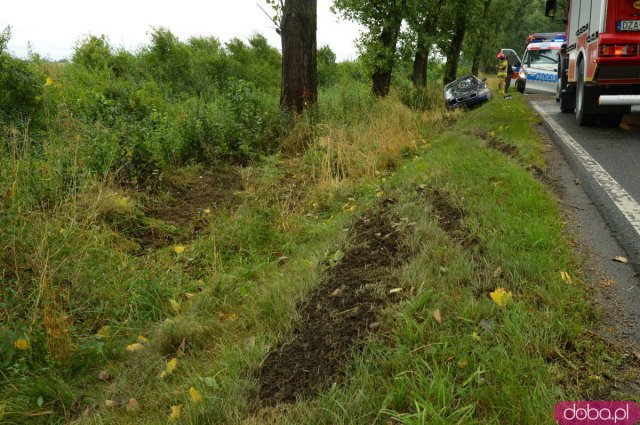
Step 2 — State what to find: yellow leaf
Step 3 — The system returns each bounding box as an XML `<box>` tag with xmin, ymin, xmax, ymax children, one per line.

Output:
<box><xmin>14</xmin><ymin>339</ymin><xmax>29</xmax><ymax>350</ymax></box>
<box><xmin>490</xmin><ymin>287</ymin><xmax>512</xmax><ymax>308</ymax></box>
<box><xmin>560</xmin><ymin>271</ymin><xmax>572</xmax><ymax>284</ymax></box>
<box><xmin>173</xmin><ymin>245</ymin><xmax>185</xmax><ymax>254</ymax></box>
<box><xmin>375</xmin><ymin>191</ymin><xmax>384</xmax><ymax>198</ymax></box>
<box><xmin>432</xmin><ymin>309</ymin><xmax>443</xmax><ymax>324</ymax></box>
<box><xmin>169</xmin><ymin>404</ymin><xmax>182</xmax><ymax>422</ymax></box>
<box><xmin>96</xmin><ymin>325</ymin><xmax>111</xmax><ymax>338</ymax></box>
<box><xmin>203</xmin><ymin>208</ymin><xmax>212</xmax><ymax>215</ymax></box>
<box><xmin>227</xmin><ymin>313</ymin><xmax>238</xmax><ymax>321</ymax></box>
<box><xmin>189</xmin><ymin>386</ymin><xmax>203</xmax><ymax>403</ymax></box>
<box><xmin>170</xmin><ymin>299</ymin><xmax>181</xmax><ymax>313</ymax></box>
<box><xmin>137</xmin><ymin>335</ymin><xmax>149</xmax><ymax>344</ymax></box>
<box><xmin>160</xmin><ymin>357</ymin><xmax>178</xmax><ymax>378</ymax></box>
<box><xmin>126</xmin><ymin>343</ymin><xmax>144</xmax><ymax>352</ymax></box>
<box><xmin>184</xmin><ymin>292</ymin><xmax>196</xmax><ymax>300</ymax></box>
<box><xmin>45</xmin><ymin>76</ymin><xmax>53</xmax><ymax>86</ymax></box>
<box><xmin>472</xmin><ymin>332</ymin><xmax>482</xmax><ymax>342</ymax></box>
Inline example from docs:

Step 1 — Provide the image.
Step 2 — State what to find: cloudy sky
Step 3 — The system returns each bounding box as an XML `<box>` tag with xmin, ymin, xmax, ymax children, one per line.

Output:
<box><xmin>1</xmin><ymin>0</ymin><xmax>363</xmax><ymax>61</ymax></box>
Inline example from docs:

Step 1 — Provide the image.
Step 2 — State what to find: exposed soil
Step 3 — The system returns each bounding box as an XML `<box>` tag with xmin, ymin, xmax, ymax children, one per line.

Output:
<box><xmin>254</xmin><ymin>200</ymin><xmax>412</xmax><ymax>407</ymax></box>
<box><xmin>146</xmin><ymin>168</ymin><xmax>241</xmax><ymax>228</ymax></box>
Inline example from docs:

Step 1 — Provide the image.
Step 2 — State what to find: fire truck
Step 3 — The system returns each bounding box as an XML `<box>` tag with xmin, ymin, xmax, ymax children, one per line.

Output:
<box><xmin>545</xmin><ymin>0</ymin><xmax>640</xmax><ymax>126</ymax></box>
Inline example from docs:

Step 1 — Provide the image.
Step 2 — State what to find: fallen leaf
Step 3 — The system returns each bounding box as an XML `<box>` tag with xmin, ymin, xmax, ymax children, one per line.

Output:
<box><xmin>169</xmin><ymin>404</ymin><xmax>182</xmax><ymax>422</ymax></box>
<box><xmin>492</xmin><ymin>267</ymin><xmax>503</xmax><ymax>278</ymax></box>
<box><xmin>203</xmin><ymin>208</ymin><xmax>212</xmax><ymax>215</ymax></box>
<box><xmin>472</xmin><ymin>332</ymin><xmax>482</xmax><ymax>341</ymax></box>
<box><xmin>170</xmin><ymin>299</ymin><xmax>181</xmax><ymax>313</ymax></box>
<box><xmin>126</xmin><ymin>398</ymin><xmax>139</xmax><ymax>412</ymax></box>
<box><xmin>389</xmin><ymin>288</ymin><xmax>403</xmax><ymax>294</ymax></box>
<box><xmin>480</xmin><ymin>319</ymin><xmax>494</xmax><ymax>333</ymax></box>
<box><xmin>105</xmin><ymin>400</ymin><xmax>118</xmax><ymax>410</ymax></box>
<box><xmin>331</xmin><ymin>287</ymin><xmax>343</xmax><ymax>296</ymax></box>
<box><xmin>329</xmin><ymin>250</ymin><xmax>345</xmax><ymax>267</ymax></box>
<box><xmin>227</xmin><ymin>313</ymin><xmax>238</xmax><ymax>321</ymax></box>
<box><xmin>459</xmin><ymin>359</ymin><xmax>469</xmax><ymax>368</ymax></box>
<box><xmin>177</xmin><ymin>337</ymin><xmax>187</xmax><ymax>357</ymax></box>
<box><xmin>37</xmin><ymin>396</ymin><xmax>44</xmax><ymax>407</ymax></box>
<box><xmin>433</xmin><ymin>309</ymin><xmax>443</xmax><ymax>324</ymax></box>
<box><xmin>96</xmin><ymin>325</ymin><xmax>111</xmax><ymax>338</ymax></box>
<box><xmin>126</xmin><ymin>343</ymin><xmax>144</xmax><ymax>352</ymax></box>
<box><xmin>137</xmin><ymin>335</ymin><xmax>149</xmax><ymax>344</ymax></box>
<box><xmin>189</xmin><ymin>387</ymin><xmax>203</xmax><ymax>403</ymax></box>
<box><xmin>369</xmin><ymin>322</ymin><xmax>381</xmax><ymax>331</ymax></box>
<box><xmin>173</xmin><ymin>245</ymin><xmax>185</xmax><ymax>254</ymax></box>
<box><xmin>490</xmin><ymin>287</ymin><xmax>512</xmax><ymax>308</ymax></box>
<box><xmin>14</xmin><ymin>339</ymin><xmax>29</xmax><ymax>350</ymax></box>
<box><xmin>160</xmin><ymin>358</ymin><xmax>178</xmax><ymax>378</ymax></box>
<box><xmin>375</xmin><ymin>191</ymin><xmax>384</xmax><ymax>198</ymax></box>
<box><xmin>184</xmin><ymin>292</ymin><xmax>196</xmax><ymax>300</ymax></box>
<box><xmin>599</xmin><ymin>278</ymin><xmax>616</xmax><ymax>287</ymax></box>
<box><xmin>560</xmin><ymin>271</ymin><xmax>573</xmax><ymax>284</ymax></box>
<box><xmin>445</xmin><ymin>355</ymin><xmax>455</xmax><ymax>362</ymax></box>
<box><xmin>98</xmin><ymin>371</ymin><xmax>110</xmax><ymax>381</ymax></box>
<box><xmin>613</xmin><ymin>256</ymin><xmax>629</xmax><ymax>264</ymax></box>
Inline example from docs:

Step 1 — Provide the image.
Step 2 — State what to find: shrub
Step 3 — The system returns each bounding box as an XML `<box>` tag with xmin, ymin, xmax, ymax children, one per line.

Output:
<box><xmin>0</xmin><ymin>27</ymin><xmax>43</xmax><ymax>125</ymax></box>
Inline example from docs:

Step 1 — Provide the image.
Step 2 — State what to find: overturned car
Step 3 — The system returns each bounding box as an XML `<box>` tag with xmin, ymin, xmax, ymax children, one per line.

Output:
<box><xmin>444</xmin><ymin>75</ymin><xmax>492</xmax><ymax>109</ymax></box>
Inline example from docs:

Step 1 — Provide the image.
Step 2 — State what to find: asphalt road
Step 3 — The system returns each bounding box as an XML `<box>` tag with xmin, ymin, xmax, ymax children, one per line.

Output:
<box><xmin>532</xmin><ymin>98</ymin><xmax>640</xmax><ymax>267</ymax></box>
<box><xmin>532</xmin><ymin>96</ymin><xmax>640</xmax><ymax>346</ymax></box>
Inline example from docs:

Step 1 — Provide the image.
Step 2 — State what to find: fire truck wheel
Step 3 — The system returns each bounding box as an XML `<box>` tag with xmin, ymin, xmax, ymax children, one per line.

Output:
<box><xmin>600</xmin><ymin>114</ymin><xmax>623</xmax><ymax>128</ymax></box>
<box><xmin>575</xmin><ymin>60</ymin><xmax>598</xmax><ymax>126</ymax></box>
<box><xmin>559</xmin><ymin>85</ymin><xmax>575</xmax><ymax>113</ymax></box>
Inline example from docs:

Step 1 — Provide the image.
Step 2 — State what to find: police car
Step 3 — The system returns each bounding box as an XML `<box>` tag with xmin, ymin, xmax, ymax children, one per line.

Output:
<box><xmin>515</xmin><ymin>33</ymin><xmax>566</xmax><ymax>95</ymax></box>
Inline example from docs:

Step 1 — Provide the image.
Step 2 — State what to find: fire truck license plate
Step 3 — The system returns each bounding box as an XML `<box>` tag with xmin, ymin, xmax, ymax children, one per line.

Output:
<box><xmin>618</xmin><ymin>20</ymin><xmax>640</xmax><ymax>31</ymax></box>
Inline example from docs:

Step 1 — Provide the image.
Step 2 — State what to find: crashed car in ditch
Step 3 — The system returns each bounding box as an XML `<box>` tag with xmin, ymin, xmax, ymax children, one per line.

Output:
<box><xmin>444</xmin><ymin>75</ymin><xmax>492</xmax><ymax>109</ymax></box>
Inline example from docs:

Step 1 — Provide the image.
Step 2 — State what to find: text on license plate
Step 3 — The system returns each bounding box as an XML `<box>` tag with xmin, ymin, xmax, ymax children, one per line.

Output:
<box><xmin>618</xmin><ymin>20</ymin><xmax>640</xmax><ymax>31</ymax></box>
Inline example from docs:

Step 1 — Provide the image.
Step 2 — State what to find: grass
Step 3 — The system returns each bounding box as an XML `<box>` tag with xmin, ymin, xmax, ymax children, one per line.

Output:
<box><xmin>2</xmin><ymin>90</ymin><xmax>638</xmax><ymax>424</ymax></box>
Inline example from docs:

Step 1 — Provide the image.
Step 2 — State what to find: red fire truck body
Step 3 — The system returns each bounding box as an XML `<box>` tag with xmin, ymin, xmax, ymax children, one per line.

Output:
<box><xmin>547</xmin><ymin>0</ymin><xmax>640</xmax><ymax>126</ymax></box>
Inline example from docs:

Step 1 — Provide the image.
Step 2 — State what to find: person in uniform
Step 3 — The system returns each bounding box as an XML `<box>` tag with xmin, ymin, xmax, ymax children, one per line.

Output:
<box><xmin>496</xmin><ymin>52</ymin><xmax>508</xmax><ymax>94</ymax></box>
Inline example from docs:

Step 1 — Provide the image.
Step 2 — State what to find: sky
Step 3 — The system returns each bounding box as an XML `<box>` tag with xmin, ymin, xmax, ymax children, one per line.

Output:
<box><xmin>0</xmin><ymin>0</ymin><xmax>364</xmax><ymax>61</ymax></box>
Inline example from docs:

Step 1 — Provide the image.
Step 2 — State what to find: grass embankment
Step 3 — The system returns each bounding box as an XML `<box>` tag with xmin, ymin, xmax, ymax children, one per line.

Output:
<box><xmin>3</xmin><ymin>92</ymin><xmax>637</xmax><ymax>424</ymax></box>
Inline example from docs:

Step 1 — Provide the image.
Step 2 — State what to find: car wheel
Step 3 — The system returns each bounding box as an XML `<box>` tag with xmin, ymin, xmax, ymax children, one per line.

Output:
<box><xmin>516</xmin><ymin>79</ymin><xmax>525</xmax><ymax>94</ymax></box>
<box><xmin>575</xmin><ymin>60</ymin><xmax>597</xmax><ymax>126</ymax></box>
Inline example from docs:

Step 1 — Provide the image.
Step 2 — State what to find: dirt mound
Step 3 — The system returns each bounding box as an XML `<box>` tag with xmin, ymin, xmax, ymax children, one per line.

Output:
<box><xmin>255</xmin><ymin>201</ymin><xmax>411</xmax><ymax>406</ymax></box>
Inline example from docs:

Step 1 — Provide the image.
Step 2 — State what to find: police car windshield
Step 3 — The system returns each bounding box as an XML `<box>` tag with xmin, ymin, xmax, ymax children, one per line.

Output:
<box><xmin>525</xmin><ymin>49</ymin><xmax>558</xmax><ymax>66</ymax></box>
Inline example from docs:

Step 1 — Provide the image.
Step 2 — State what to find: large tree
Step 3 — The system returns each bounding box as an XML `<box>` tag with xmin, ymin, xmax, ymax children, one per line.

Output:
<box><xmin>279</xmin><ymin>0</ymin><xmax>318</xmax><ymax>113</ymax></box>
<box><xmin>333</xmin><ymin>0</ymin><xmax>407</xmax><ymax>97</ymax></box>
<box><xmin>406</xmin><ymin>0</ymin><xmax>445</xmax><ymax>89</ymax></box>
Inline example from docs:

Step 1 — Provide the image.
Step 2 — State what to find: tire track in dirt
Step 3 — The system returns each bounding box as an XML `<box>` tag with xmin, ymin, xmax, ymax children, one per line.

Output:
<box><xmin>254</xmin><ymin>199</ymin><xmax>412</xmax><ymax>407</ymax></box>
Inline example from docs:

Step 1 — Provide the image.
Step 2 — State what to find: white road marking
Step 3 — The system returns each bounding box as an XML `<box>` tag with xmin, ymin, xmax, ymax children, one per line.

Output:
<box><xmin>532</xmin><ymin>102</ymin><xmax>640</xmax><ymax>238</ymax></box>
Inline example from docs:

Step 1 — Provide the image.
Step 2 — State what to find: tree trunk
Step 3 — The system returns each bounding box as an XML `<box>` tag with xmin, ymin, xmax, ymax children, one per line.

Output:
<box><xmin>443</xmin><ymin>6</ymin><xmax>468</xmax><ymax>85</ymax></box>
<box><xmin>412</xmin><ymin>42</ymin><xmax>429</xmax><ymax>89</ymax></box>
<box><xmin>371</xmin><ymin>0</ymin><xmax>406</xmax><ymax>97</ymax></box>
<box><xmin>471</xmin><ymin>0</ymin><xmax>492</xmax><ymax>76</ymax></box>
<box><xmin>280</xmin><ymin>0</ymin><xmax>317</xmax><ymax>113</ymax></box>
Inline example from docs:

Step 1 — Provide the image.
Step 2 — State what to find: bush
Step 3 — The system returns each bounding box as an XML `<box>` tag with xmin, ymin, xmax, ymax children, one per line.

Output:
<box><xmin>0</xmin><ymin>28</ymin><xmax>43</xmax><ymax>125</ymax></box>
<box><xmin>177</xmin><ymin>79</ymin><xmax>284</xmax><ymax>164</ymax></box>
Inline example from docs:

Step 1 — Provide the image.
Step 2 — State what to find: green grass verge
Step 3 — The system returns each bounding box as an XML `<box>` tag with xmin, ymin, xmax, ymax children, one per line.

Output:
<box><xmin>3</xmin><ymin>94</ymin><xmax>638</xmax><ymax>425</ymax></box>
